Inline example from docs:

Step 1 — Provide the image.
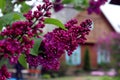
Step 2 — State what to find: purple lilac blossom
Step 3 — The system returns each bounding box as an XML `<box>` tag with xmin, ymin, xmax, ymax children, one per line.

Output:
<box><xmin>0</xmin><ymin>0</ymin><xmax>92</xmax><ymax>73</ymax></box>
<box><xmin>0</xmin><ymin>0</ymin><xmax>52</xmax><ymax>65</ymax></box>
<box><xmin>26</xmin><ymin>19</ymin><xmax>92</xmax><ymax>70</ymax></box>
<box><xmin>0</xmin><ymin>65</ymin><xmax>11</xmax><ymax>80</ymax></box>
<box><xmin>0</xmin><ymin>38</ymin><xmax>22</xmax><ymax>64</ymax></box>
<box><xmin>53</xmin><ymin>0</ymin><xmax>64</xmax><ymax>12</ymax></box>
<box><xmin>87</xmin><ymin>0</ymin><xmax>107</xmax><ymax>14</ymax></box>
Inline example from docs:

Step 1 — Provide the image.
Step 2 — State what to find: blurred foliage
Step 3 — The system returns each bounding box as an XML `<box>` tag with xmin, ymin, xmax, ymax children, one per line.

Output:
<box><xmin>98</xmin><ymin>62</ymin><xmax>111</xmax><ymax>71</ymax></box>
<box><xmin>41</xmin><ymin>62</ymin><xmax>69</xmax><ymax>78</ymax></box>
<box><xmin>0</xmin><ymin>58</ymin><xmax>8</xmax><ymax>68</ymax></box>
<box><xmin>0</xmin><ymin>0</ymin><xmax>31</xmax><ymax>14</ymax></box>
<box><xmin>74</xmin><ymin>69</ymin><xmax>84</xmax><ymax>75</ymax></box>
<box><xmin>97</xmin><ymin>33</ymin><xmax>120</xmax><ymax>75</ymax></box>
<box><xmin>0</xmin><ymin>0</ymin><xmax>6</xmax><ymax>13</ymax></box>
<box><xmin>21</xmin><ymin>2</ymin><xmax>31</xmax><ymax>13</ymax></box>
<box><xmin>42</xmin><ymin>74</ymin><xmax>51</xmax><ymax>79</ymax></box>
<box><xmin>62</xmin><ymin>0</ymin><xmax>73</xmax><ymax>4</ymax></box>
<box><xmin>0</xmin><ymin>12</ymin><xmax>25</xmax><ymax>30</ymax></box>
<box><xmin>73</xmin><ymin>0</ymin><xmax>89</xmax><ymax>10</ymax></box>
<box><xmin>53</xmin><ymin>0</ymin><xmax>89</xmax><ymax>10</ymax></box>
<box><xmin>56</xmin><ymin>62</ymin><xmax>69</xmax><ymax>76</ymax></box>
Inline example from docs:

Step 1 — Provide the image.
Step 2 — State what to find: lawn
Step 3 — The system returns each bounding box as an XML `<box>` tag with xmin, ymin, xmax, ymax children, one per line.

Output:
<box><xmin>12</xmin><ymin>75</ymin><xmax>117</xmax><ymax>80</ymax></box>
<box><xmin>48</xmin><ymin>76</ymin><xmax>114</xmax><ymax>80</ymax></box>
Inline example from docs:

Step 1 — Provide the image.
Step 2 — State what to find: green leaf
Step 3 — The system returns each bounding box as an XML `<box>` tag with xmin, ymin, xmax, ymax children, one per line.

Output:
<box><xmin>0</xmin><ymin>0</ymin><xmax>6</xmax><ymax>11</ymax></box>
<box><xmin>73</xmin><ymin>0</ymin><xmax>89</xmax><ymax>10</ymax></box>
<box><xmin>13</xmin><ymin>13</ymin><xmax>21</xmax><ymax>20</ymax></box>
<box><xmin>73</xmin><ymin>0</ymin><xmax>82</xmax><ymax>5</ymax></box>
<box><xmin>62</xmin><ymin>0</ymin><xmax>74</xmax><ymax>4</ymax></box>
<box><xmin>0</xmin><ymin>12</ymin><xmax>25</xmax><ymax>31</ymax></box>
<box><xmin>0</xmin><ymin>58</ymin><xmax>8</xmax><ymax>68</ymax></box>
<box><xmin>82</xmin><ymin>0</ymin><xmax>89</xmax><ymax>6</ymax></box>
<box><xmin>18</xmin><ymin>54</ymin><xmax>28</xmax><ymax>69</ymax></box>
<box><xmin>21</xmin><ymin>2</ymin><xmax>31</xmax><ymax>13</ymax></box>
<box><xmin>0</xmin><ymin>35</ymin><xmax>3</xmax><ymax>40</ymax></box>
<box><xmin>44</xmin><ymin>18</ymin><xmax>67</xmax><ymax>30</ymax></box>
<box><xmin>74</xmin><ymin>6</ymin><xmax>83</xmax><ymax>10</ymax></box>
<box><xmin>2</xmin><ymin>0</ymin><xmax>13</xmax><ymax>14</ymax></box>
<box><xmin>30</xmin><ymin>38</ymin><xmax>42</xmax><ymax>56</ymax></box>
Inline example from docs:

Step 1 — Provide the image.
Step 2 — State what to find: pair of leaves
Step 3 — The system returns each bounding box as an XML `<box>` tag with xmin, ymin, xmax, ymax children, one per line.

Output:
<box><xmin>18</xmin><ymin>38</ymin><xmax>42</xmax><ymax>68</ymax></box>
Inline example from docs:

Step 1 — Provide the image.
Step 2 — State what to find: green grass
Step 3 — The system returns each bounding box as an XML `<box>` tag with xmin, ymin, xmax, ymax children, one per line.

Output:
<box><xmin>40</xmin><ymin>76</ymin><xmax>120</xmax><ymax>80</ymax></box>
<box><xmin>50</xmin><ymin>76</ymin><xmax>113</xmax><ymax>80</ymax></box>
<box><xmin>41</xmin><ymin>76</ymin><xmax>75</xmax><ymax>80</ymax></box>
<box><xmin>82</xmin><ymin>76</ymin><xmax>112</xmax><ymax>80</ymax></box>
<box><xmin>53</xmin><ymin>76</ymin><xmax>75</xmax><ymax>80</ymax></box>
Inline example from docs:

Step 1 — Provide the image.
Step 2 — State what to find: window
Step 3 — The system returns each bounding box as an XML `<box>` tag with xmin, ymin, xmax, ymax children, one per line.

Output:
<box><xmin>97</xmin><ymin>48</ymin><xmax>110</xmax><ymax>64</ymax></box>
<box><xmin>65</xmin><ymin>45</ymin><xmax>81</xmax><ymax>66</ymax></box>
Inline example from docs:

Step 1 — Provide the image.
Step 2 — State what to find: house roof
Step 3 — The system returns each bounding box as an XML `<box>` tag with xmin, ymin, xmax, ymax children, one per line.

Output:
<box><xmin>75</xmin><ymin>11</ymin><xmax>115</xmax><ymax>43</ymax></box>
<box><xmin>100</xmin><ymin>3</ymin><xmax>120</xmax><ymax>33</ymax></box>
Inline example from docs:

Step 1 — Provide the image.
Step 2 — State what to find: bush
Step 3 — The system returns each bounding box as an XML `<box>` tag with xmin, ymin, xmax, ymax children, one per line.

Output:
<box><xmin>42</xmin><ymin>74</ymin><xmax>51</xmax><ymax>79</ymax></box>
<box><xmin>41</xmin><ymin>62</ymin><xmax>69</xmax><ymax>78</ymax></box>
<box><xmin>74</xmin><ymin>69</ymin><xmax>84</xmax><ymax>75</ymax></box>
<box><xmin>98</xmin><ymin>62</ymin><xmax>111</xmax><ymax>71</ymax></box>
<box><xmin>56</xmin><ymin>62</ymin><xmax>69</xmax><ymax>76</ymax></box>
<box><xmin>83</xmin><ymin>47</ymin><xmax>91</xmax><ymax>71</ymax></box>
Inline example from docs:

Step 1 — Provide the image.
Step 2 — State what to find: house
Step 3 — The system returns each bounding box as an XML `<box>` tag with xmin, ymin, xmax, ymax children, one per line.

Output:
<box><xmin>60</xmin><ymin>10</ymin><xmax>115</xmax><ymax>69</ymax></box>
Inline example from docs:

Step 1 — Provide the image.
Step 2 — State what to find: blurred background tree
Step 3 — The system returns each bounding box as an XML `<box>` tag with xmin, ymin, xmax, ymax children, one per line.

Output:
<box><xmin>83</xmin><ymin>47</ymin><xmax>91</xmax><ymax>71</ymax></box>
<box><xmin>97</xmin><ymin>33</ymin><xmax>120</xmax><ymax>76</ymax></box>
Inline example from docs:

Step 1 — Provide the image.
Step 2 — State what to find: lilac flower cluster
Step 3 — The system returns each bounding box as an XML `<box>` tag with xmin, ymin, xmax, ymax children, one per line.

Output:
<box><xmin>97</xmin><ymin>32</ymin><xmax>120</xmax><ymax>54</ymax></box>
<box><xmin>0</xmin><ymin>38</ymin><xmax>21</xmax><ymax>64</ymax></box>
<box><xmin>0</xmin><ymin>1</ymin><xmax>52</xmax><ymax>79</ymax></box>
<box><xmin>53</xmin><ymin>0</ymin><xmax>63</xmax><ymax>12</ymax></box>
<box><xmin>26</xmin><ymin>54</ymin><xmax>60</xmax><ymax>70</ymax></box>
<box><xmin>0</xmin><ymin>65</ymin><xmax>11</xmax><ymax>80</ymax></box>
<box><xmin>0</xmin><ymin>0</ymin><xmax>52</xmax><ymax>64</ymax></box>
<box><xmin>26</xmin><ymin>19</ymin><xmax>92</xmax><ymax>70</ymax></box>
<box><xmin>87</xmin><ymin>0</ymin><xmax>107</xmax><ymax>14</ymax></box>
<box><xmin>0</xmin><ymin>1</ymin><xmax>93</xmax><ymax>80</ymax></box>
